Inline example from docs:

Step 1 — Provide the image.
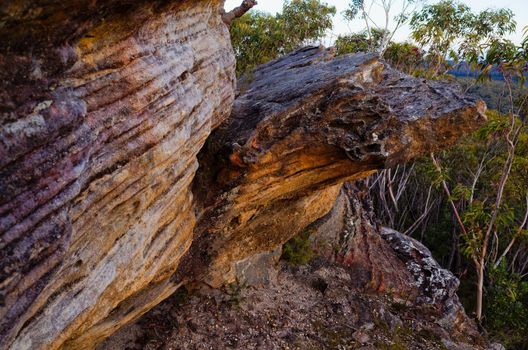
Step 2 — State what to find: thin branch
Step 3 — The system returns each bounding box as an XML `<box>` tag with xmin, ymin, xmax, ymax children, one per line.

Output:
<box><xmin>387</xmin><ymin>169</ymin><xmax>399</xmax><ymax>212</ymax></box>
<box><xmin>222</xmin><ymin>0</ymin><xmax>257</xmax><ymax>26</ymax></box>
<box><xmin>469</xmin><ymin>149</ymin><xmax>490</xmax><ymax>205</ymax></box>
<box><xmin>404</xmin><ymin>185</ymin><xmax>435</xmax><ymax>236</ymax></box>
<box><xmin>431</xmin><ymin>153</ymin><xmax>468</xmax><ymax>237</ymax></box>
<box><xmin>494</xmin><ymin>193</ymin><xmax>528</xmax><ymax>268</ymax></box>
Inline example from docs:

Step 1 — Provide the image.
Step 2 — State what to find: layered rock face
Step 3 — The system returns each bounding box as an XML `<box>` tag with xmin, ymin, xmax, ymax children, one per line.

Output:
<box><xmin>188</xmin><ymin>46</ymin><xmax>486</xmax><ymax>288</ymax></box>
<box><xmin>99</xmin><ymin>183</ymin><xmax>484</xmax><ymax>350</ymax></box>
<box><xmin>1</xmin><ymin>1</ymin><xmax>234</xmax><ymax>348</ymax></box>
<box><xmin>1</xmin><ymin>2</ymin><xmax>486</xmax><ymax>349</ymax></box>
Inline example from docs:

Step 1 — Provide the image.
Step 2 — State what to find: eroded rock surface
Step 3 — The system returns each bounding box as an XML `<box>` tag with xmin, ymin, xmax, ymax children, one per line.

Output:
<box><xmin>1</xmin><ymin>3</ymin><xmax>486</xmax><ymax>348</ymax></box>
<box><xmin>380</xmin><ymin>227</ymin><xmax>460</xmax><ymax>307</ymax></box>
<box><xmin>1</xmin><ymin>1</ymin><xmax>234</xmax><ymax>348</ymax></box>
<box><xmin>99</xmin><ymin>180</ymin><xmax>487</xmax><ymax>349</ymax></box>
<box><xmin>308</xmin><ymin>181</ymin><xmax>480</xmax><ymax>342</ymax></box>
<box><xmin>310</xmin><ymin>182</ymin><xmax>418</xmax><ymax>297</ymax></box>
<box><xmin>187</xmin><ymin>46</ymin><xmax>486</xmax><ymax>288</ymax></box>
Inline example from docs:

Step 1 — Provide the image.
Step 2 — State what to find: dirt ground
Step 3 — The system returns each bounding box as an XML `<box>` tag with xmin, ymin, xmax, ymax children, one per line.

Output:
<box><xmin>99</xmin><ymin>259</ymin><xmax>484</xmax><ymax>350</ymax></box>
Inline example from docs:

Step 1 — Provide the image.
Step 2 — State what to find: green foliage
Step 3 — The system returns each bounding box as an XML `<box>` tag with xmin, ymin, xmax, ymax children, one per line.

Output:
<box><xmin>485</xmin><ymin>263</ymin><xmax>528</xmax><ymax>349</ymax></box>
<box><xmin>334</xmin><ymin>32</ymin><xmax>371</xmax><ymax>55</ymax></box>
<box><xmin>401</xmin><ymin>109</ymin><xmax>528</xmax><ymax>338</ymax></box>
<box><xmin>334</xmin><ymin>29</ymin><xmax>388</xmax><ymax>55</ymax></box>
<box><xmin>230</xmin><ymin>0</ymin><xmax>335</xmax><ymax>75</ymax></box>
<box><xmin>383</xmin><ymin>41</ymin><xmax>424</xmax><ymax>74</ymax></box>
<box><xmin>335</xmin><ymin>31</ymin><xmax>425</xmax><ymax>75</ymax></box>
<box><xmin>460</xmin><ymin>201</ymin><xmax>488</xmax><ymax>260</ymax></box>
<box><xmin>230</xmin><ymin>11</ymin><xmax>282</xmax><ymax>75</ymax></box>
<box><xmin>280</xmin><ymin>0</ymin><xmax>335</xmax><ymax>47</ymax></box>
<box><xmin>342</xmin><ymin>0</ymin><xmax>365</xmax><ymax>22</ymax></box>
<box><xmin>281</xmin><ymin>229</ymin><xmax>315</xmax><ymax>265</ymax></box>
<box><xmin>410</xmin><ymin>0</ymin><xmax>516</xmax><ymax>74</ymax></box>
<box><xmin>342</xmin><ymin>0</ymin><xmax>420</xmax><ymax>54</ymax></box>
<box><xmin>481</xmin><ymin>38</ymin><xmax>527</xmax><ymax>85</ymax></box>
<box><xmin>226</xmin><ymin>278</ymin><xmax>247</xmax><ymax>306</ymax></box>
<box><xmin>456</xmin><ymin>78</ymin><xmax>527</xmax><ymax>115</ymax></box>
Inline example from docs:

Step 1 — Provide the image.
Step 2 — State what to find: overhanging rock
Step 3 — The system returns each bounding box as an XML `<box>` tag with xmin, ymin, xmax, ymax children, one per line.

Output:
<box><xmin>186</xmin><ymin>46</ymin><xmax>486</xmax><ymax>288</ymax></box>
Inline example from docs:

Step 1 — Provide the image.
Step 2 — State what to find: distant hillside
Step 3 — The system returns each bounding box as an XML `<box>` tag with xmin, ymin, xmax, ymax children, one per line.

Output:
<box><xmin>449</xmin><ymin>62</ymin><xmax>505</xmax><ymax>81</ymax></box>
<box><xmin>449</xmin><ymin>62</ymin><xmax>528</xmax><ymax>83</ymax></box>
<box><xmin>455</xmin><ymin>77</ymin><xmax>525</xmax><ymax>114</ymax></box>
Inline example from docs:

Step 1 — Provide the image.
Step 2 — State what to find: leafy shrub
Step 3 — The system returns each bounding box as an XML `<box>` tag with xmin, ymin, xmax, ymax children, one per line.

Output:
<box><xmin>230</xmin><ymin>0</ymin><xmax>336</xmax><ymax>75</ymax></box>
<box><xmin>485</xmin><ymin>262</ymin><xmax>528</xmax><ymax>349</ymax></box>
<box><xmin>281</xmin><ymin>229</ymin><xmax>315</xmax><ymax>265</ymax></box>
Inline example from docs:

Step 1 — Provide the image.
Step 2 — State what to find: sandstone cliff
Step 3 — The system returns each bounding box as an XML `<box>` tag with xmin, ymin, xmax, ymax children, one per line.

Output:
<box><xmin>0</xmin><ymin>1</ymin><xmax>485</xmax><ymax>349</ymax></box>
<box><xmin>1</xmin><ymin>1</ymin><xmax>234</xmax><ymax>348</ymax></box>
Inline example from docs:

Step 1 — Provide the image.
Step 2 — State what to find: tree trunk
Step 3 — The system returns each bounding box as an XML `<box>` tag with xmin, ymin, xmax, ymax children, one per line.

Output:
<box><xmin>476</xmin><ymin>261</ymin><xmax>485</xmax><ymax>322</ymax></box>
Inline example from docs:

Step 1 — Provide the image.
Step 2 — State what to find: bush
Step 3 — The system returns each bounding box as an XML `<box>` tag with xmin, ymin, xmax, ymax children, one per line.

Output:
<box><xmin>485</xmin><ymin>262</ymin><xmax>528</xmax><ymax>349</ymax></box>
<box><xmin>281</xmin><ymin>229</ymin><xmax>315</xmax><ymax>265</ymax></box>
<box><xmin>230</xmin><ymin>0</ymin><xmax>335</xmax><ymax>75</ymax></box>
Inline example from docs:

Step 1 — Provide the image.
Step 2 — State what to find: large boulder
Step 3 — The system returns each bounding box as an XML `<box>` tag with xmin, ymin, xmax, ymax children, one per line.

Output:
<box><xmin>308</xmin><ymin>181</ymin><xmax>482</xmax><ymax>345</ymax></box>
<box><xmin>186</xmin><ymin>46</ymin><xmax>486</xmax><ymax>288</ymax></box>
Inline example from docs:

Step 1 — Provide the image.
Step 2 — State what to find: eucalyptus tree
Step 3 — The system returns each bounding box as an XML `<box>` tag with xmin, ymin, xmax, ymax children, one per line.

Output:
<box><xmin>230</xmin><ymin>0</ymin><xmax>336</xmax><ymax>75</ymax></box>
<box><xmin>410</xmin><ymin>0</ymin><xmax>516</xmax><ymax>76</ymax></box>
<box><xmin>343</xmin><ymin>0</ymin><xmax>423</xmax><ymax>54</ymax></box>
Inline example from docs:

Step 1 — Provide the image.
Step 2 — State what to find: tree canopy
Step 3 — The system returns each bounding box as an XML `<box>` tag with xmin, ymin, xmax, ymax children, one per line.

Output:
<box><xmin>230</xmin><ymin>0</ymin><xmax>335</xmax><ymax>75</ymax></box>
<box><xmin>410</xmin><ymin>0</ymin><xmax>516</xmax><ymax>74</ymax></box>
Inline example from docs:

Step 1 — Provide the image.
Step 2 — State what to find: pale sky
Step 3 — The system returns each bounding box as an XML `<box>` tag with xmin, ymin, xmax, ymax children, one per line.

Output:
<box><xmin>224</xmin><ymin>0</ymin><xmax>527</xmax><ymax>45</ymax></box>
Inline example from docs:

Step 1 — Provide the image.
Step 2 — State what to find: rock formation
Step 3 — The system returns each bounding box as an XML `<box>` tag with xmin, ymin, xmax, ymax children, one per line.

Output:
<box><xmin>1</xmin><ymin>1</ymin><xmax>235</xmax><ymax>348</ymax></box>
<box><xmin>0</xmin><ymin>1</ymin><xmax>485</xmax><ymax>348</ymax></box>
<box><xmin>307</xmin><ymin>182</ymin><xmax>481</xmax><ymax>344</ymax></box>
<box><xmin>187</xmin><ymin>46</ymin><xmax>486</xmax><ymax>288</ymax></box>
<box><xmin>98</xmin><ymin>182</ymin><xmax>485</xmax><ymax>349</ymax></box>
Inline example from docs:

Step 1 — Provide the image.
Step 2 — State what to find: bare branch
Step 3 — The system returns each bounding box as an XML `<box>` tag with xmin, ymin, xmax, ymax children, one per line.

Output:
<box><xmin>469</xmin><ymin>149</ymin><xmax>490</xmax><ymax>205</ymax></box>
<box><xmin>494</xmin><ymin>193</ymin><xmax>528</xmax><ymax>268</ymax></box>
<box><xmin>222</xmin><ymin>0</ymin><xmax>257</xmax><ymax>26</ymax></box>
<box><xmin>404</xmin><ymin>185</ymin><xmax>435</xmax><ymax>236</ymax></box>
<box><xmin>431</xmin><ymin>153</ymin><xmax>468</xmax><ymax>237</ymax></box>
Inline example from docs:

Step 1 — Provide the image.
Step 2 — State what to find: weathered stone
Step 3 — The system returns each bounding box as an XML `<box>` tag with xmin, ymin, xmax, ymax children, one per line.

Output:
<box><xmin>234</xmin><ymin>247</ymin><xmax>282</xmax><ymax>286</ymax></box>
<box><xmin>380</xmin><ymin>227</ymin><xmax>459</xmax><ymax>306</ymax></box>
<box><xmin>309</xmin><ymin>182</ymin><xmax>418</xmax><ymax>296</ymax></box>
<box><xmin>310</xmin><ymin>181</ymin><xmax>463</xmax><ymax>308</ymax></box>
<box><xmin>1</xmin><ymin>4</ymin><xmax>486</xmax><ymax>347</ymax></box>
<box><xmin>0</xmin><ymin>1</ymin><xmax>234</xmax><ymax>348</ymax></box>
<box><xmin>379</xmin><ymin>227</ymin><xmax>481</xmax><ymax>343</ymax></box>
<box><xmin>308</xmin><ymin>180</ymin><xmax>482</xmax><ymax>343</ymax></box>
<box><xmin>187</xmin><ymin>46</ymin><xmax>486</xmax><ymax>288</ymax></box>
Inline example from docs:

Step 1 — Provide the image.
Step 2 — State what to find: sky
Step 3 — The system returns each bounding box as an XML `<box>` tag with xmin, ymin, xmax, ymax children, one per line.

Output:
<box><xmin>224</xmin><ymin>0</ymin><xmax>527</xmax><ymax>45</ymax></box>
